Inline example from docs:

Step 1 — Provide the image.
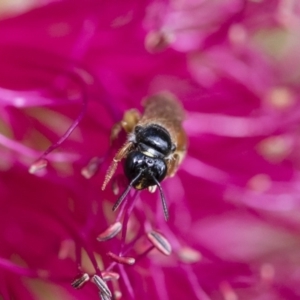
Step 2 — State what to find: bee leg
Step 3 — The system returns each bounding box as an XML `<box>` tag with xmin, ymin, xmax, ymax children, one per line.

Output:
<box><xmin>101</xmin><ymin>141</ymin><xmax>134</xmax><ymax>190</ymax></box>
<box><xmin>102</xmin><ymin>109</ymin><xmax>140</xmax><ymax>190</ymax></box>
<box><xmin>167</xmin><ymin>128</ymin><xmax>187</xmax><ymax>178</ymax></box>
<box><xmin>82</xmin><ymin>110</ymin><xmax>140</xmax><ymax>179</ymax></box>
<box><xmin>166</xmin><ymin>154</ymin><xmax>181</xmax><ymax>177</ymax></box>
<box><xmin>110</xmin><ymin>109</ymin><xmax>141</xmax><ymax>143</ymax></box>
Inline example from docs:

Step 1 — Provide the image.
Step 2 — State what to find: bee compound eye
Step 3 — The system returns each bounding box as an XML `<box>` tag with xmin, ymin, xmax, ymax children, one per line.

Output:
<box><xmin>151</xmin><ymin>159</ymin><xmax>167</xmax><ymax>182</ymax></box>
<box><xmin>124</xmin><ymin>151</ymin><xmax>144</xmax><ymax>181</ymax></box>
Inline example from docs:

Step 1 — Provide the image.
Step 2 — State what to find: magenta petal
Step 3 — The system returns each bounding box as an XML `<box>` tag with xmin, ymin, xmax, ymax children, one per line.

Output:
<box><xmin>1</xmin><ymin>0</ymin><xmax>300</xmax><ymax>299</ymax></box>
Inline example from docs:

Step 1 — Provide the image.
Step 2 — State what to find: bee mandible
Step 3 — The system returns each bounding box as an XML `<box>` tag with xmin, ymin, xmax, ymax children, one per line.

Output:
<box><xmin>102</xmin><ymin>92</ymin><xmax>187</xmax><ymax>220</ymax></box>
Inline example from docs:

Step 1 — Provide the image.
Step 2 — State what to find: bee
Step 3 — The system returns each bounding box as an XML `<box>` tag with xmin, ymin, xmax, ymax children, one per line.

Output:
<box><xmin>102</xmin><ymin>92</ymin><xmax>187</xmax><ymax>220</ymax></box>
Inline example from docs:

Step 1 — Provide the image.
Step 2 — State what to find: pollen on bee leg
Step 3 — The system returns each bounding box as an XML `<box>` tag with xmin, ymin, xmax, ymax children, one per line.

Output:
<box><xmin>97</xmin><ymin>222</ymin><xmax>122</xmax><ymax>242</ymax></box>
<box><xmin>92</xmin><ymin>275</ymin><xmax>112</xmax><ymax>298</ymax></box>
<box><xmin>28</xmin><ymin>159</ymin><xmax>48</xmax><ymax>174</ymax></box>
<box><xmin>107</xmin><ymin>252</ymin><xmax>136</xmax><ymax>265</ymax></box>
<box><xmin>81</xmin><ymin>157</ymin><xmax>103</xmax><ymax>179</ymax></box>
<box><xmin>147</xmin><ymin>231</ymin><xmax>172</xmax><ymax>256</ymax></box>
<box><xmin>71</xmin><ymin>273</ymin><xmax>90</xmax><ymax>289</ymax></box>
<box><xmin>121</xmin><ymin>109</ymin><xmax>141</xmax><ymax>133</ymax></box>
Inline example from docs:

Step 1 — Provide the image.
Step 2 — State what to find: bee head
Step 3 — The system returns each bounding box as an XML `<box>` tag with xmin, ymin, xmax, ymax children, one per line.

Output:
<box><xmin>124</xmin><ymin>151</ymin><xmax>167</xmax><ymax>189</ymax></box>
<box><xmin>113</xmin><ymin>151</ymin><xmax>169</xmax><ymax>221</ymax></box>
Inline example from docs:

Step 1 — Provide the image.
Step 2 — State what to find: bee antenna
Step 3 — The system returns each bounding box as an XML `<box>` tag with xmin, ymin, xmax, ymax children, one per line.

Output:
<box><xmin>112</xmin><ymin>170</ymin><xmax>143</xmax><ymax>212</ymax></box>
<box><xmin>151</xmin><ymin>175</ymin><xmax>169</xmax><ymax>221</ymax></box>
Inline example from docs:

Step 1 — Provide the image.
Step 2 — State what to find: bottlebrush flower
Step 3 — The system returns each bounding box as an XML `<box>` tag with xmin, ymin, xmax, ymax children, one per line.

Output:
<box><xmin>1</xmin><ymin>0</ymin><xmax>300</xmax><ymax>299</ymax></box>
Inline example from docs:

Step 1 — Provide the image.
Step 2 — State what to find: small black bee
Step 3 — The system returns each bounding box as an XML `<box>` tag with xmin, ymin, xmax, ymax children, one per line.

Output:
<box><xmin>102</xmin><ymin>92</ymin><xmax>187</xmax><ymax>220</ymax></box>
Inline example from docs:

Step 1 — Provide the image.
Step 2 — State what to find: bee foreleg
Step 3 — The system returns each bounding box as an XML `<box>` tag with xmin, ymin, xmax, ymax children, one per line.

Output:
<box><xmin>110</xmin><ymin>109</ymin><xmax>141</xmax><ymax>143</ymax></box>
<box><xmin>102</xmin><ymin>142</ymin><xmax>134</xmax><ymax>190</ymax></box>
<box><xmin>166</xmin><ymin>154</ymin><xmax>180</xmax><ymax>177</ymax></box>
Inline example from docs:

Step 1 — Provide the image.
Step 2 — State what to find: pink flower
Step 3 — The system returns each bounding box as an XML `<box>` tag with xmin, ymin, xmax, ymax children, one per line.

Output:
<box><xmin>1</xmin><ymin>0</ymin><xmax>300</xmax><ymax>299</ymax></box>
